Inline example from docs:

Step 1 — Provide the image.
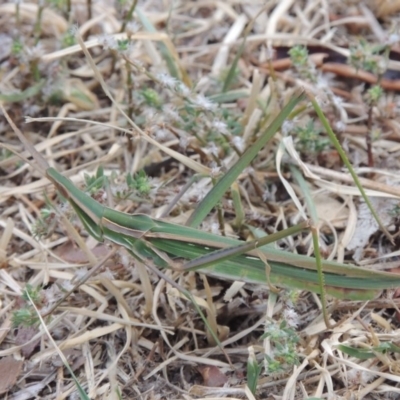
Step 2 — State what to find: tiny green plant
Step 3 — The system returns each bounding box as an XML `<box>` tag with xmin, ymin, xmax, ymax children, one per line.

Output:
<box><xmin>84</xmin><ymin>166</ymin><xmax>107</xmax><ymax>194</ymax></box>
<box><xmin>12</xmin><ymin>308</ymin><xmax>39</xmax><ymax>327</ymax></box>
<box><xmin>11</xmin><ymin>38</ymin><xmax>24</xmax><ymax>56</ymax></box>
<box><xmin>117</xmin><ymin>38</ymin><xmax>130</xmax><ymax>52</ymax></box>
<box><xmin>117</xmin><ymin>54</ymin><xmax>244</xmax><ymax>158</ymax></box>
<box><xmin>261</xmin><ymin>319</ymin><xmax>300</xmax><ymax>375</ymax></box>
<box><xmin>21</xmin><ymin>284</ymin><xmax>42</xmax><ymax>305</ymax></box>
<box><xmin>0</xmin><ymin>148</ymin><xmax>13</xmax><ymax>161</ymax></box>
<box><xmin>246</xmin><ymin>316</ymin><xmax>300</xmax><ymax>395</ymax></box>
<box><xmin>348</xmin><ymin>38</ymin><xmax>387</xmax><ymax>75</ymax></box>
<box><xmin>288</xmin><ymin>45</ymin><xmax>317</xmax><ymax>82</ymax></box>
<box><xmin>389</xmin><ymin>203</ymin><xmax>400</xmax><ymax>217</ymax></box>
<box><xmin>297</xmin><ymin>119</ymin><xmax>330</xmax><ymax>154</ymax></box>
<box><xmin>285</xmin><ymin>118</ymin><xmax>330</xmax><ymax>155</ymax></box>
<box><xmin>247</xmin><ymin>346</ymin><xmax>262</xmax><ymax>395</ymax></box>
<box><xmin>47</xmin><ymin>0</ymin><xmax>68</xmax><ymax>11</ymax></box>
<box><xmin>365</xmin><ymin>84</ymin><xmax>384</xmax><ymax>105</ymax></box>
<box><xmin>83</xmin><ymin>167</ymin><xmax>153</xmax><ymax>200</ymax></box>
<box><xmin>61</xmin><ymin>29</ymin><xmax>76</xmax><ymax>48</ymax></box>
<box><xmin>31</xmin><ymin>207</ymin><xmax>57</xmax><ymax>239</ymax></box>
<box><xmin>126</xmin><ymin>170</ymin><xmax>152</xmax><ymax>197</ymax></box>
<box><xmin>12</xmin><ymin>284</ymin><xmax>44</xmax><ymax>327</ymax></box>
<box><xmin>140</xmin><ymin>87</ymin><xmax>162</xmax><ymax>108</ymax></box>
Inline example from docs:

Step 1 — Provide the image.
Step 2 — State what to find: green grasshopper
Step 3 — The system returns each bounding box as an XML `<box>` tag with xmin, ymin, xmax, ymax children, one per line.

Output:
<box><xmin>4</xmin><ymin>106</ymin><xmax>400</xmax><ymax>326</ymax></box>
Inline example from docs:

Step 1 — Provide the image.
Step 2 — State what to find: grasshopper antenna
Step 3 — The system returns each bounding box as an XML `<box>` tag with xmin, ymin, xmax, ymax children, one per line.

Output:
<box><xmin>1</xmin><ymin>103</ymin><xmax>49</xmax><ymax>175</ymax></box>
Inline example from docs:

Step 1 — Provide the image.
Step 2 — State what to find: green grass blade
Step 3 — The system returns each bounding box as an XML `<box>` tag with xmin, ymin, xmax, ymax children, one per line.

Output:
<box><xmin>181</xmin><ymin>221</ymin><xmax>310</xmax><ymax>270</ymax></box>
<box><xmin>290</xmin><ymin>165</ymin><xmax>318</xmax><ymax>223</ymax></box>
<box><xmin>136</xmin><ymin>8</ymin><xmax>180</xmax><ymax>79</ymax></box>
<box><xmin>290</xmin><ymin>165</ymin><xmax>329</xmax><ymax>325</ymax></box>
<box><xmin>0</xmin><ymin>80</ymin><xmax>45</xmax><ymax>103</ymax></box>
<box><xmin>186</xmin><ymin>91</ymin><xmax>306</xmax><ymax>228</ymax></box>
<box><xmin>209</xmin><ymin>89</ymin><xmax>250</xmax><ymax>103</ymax></box>
<box><xmin>309</xmin><ymin>95</ymin><xmax>393</xmax><ymax>243</ymax></box>
<box><xmin>221</xmin><ymin>6</ymin><xmax>265</xmax><ymax>92</ymax></box>
<box><xmin>222</xmin><ymin>33</ymin><xmax>247</xmax><ymax>93</ymax></box>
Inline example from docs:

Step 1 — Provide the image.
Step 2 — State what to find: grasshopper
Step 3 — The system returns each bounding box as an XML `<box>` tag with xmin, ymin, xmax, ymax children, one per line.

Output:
<box><xmin>3</xmin><ymin>105</ymin><xmax>400</xmax><ymax>331</ymax></box>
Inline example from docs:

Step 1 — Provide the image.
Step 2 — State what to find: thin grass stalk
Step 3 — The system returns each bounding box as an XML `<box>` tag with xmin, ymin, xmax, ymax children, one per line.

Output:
<box><xmin>309</xmin><ymin>94</ymin><xmax>393</xmax><ymax>244</ymax></box>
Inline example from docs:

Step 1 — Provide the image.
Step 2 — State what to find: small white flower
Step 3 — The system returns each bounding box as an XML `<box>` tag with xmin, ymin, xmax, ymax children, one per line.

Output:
<box><xmin>335</xmin><ymin>120</ymin><xmax>346</xmax><ymax>132</ymax></box>
<box><xmin>360</xmin><ymin>369</ymin><xmax>377</xmax><ymax>384</ymax></box>
<box><xmin>60</xmin><ymin>280</ymin><xmax>75</xmax><ymax>292</ymax></box>
<box><xmin>177</xmin><ymin>82</ymin><xmax>191</xmax><ymax>97</ymax></box>
<box><xmin>250</xmin><ymin>211</ymin><xmax>262</xmax><ymax>221</ymax></box>
<box><xmin>157</xmin><ymin>73</ymin><xmax>178</xmax><ymax>89</ymax></box>
<box><xmin>331</xmin><ymin>95</ymin><xmax>343</xmax><ymax>107</ymax></box>
<box><xmin>377</xmin><ymin>58</ymin><xmax>388</xmax><ymax>75</ymax></box>
<box><xmin>69</xmin><ymin>392</ymin><xmax>82</xmax><ymax>400</ymax></box>
<box><xmin>194</xmin><ymin>94</ymin><xmax>216</xmax><ymax>111</ymax></box>
<box><xmin>281</xmin><ymin>120</ymin><xmax>294</xmax><ymax>136</ymax></box>
<box><xmin>211</xmin><ymin>222</ymin><xmax>220</xmax><ymax>234</ymax></box>
<box><xmin>244</xmin><ymin>166</ymin><xmax>254</xmax><ymax>174</ymax></box>
<box><xmin>44</xmin><ymin>285</ymin><xmax>62</xmax><ymax>304</ymax></box>
<box><xmin>163</xmin><ymin>105</ymin><xmax>180</xmax><ymax>122</ymax></box>
<box><xmin>25</xmin><ymin>44</ymin><xmax>44</xmax><ymax>61</ymax></box>
<box><xmin>232</xmin><ymin>136</ymin><xmax>245</xmax><ymax>152</ymax></box>
<box><xmin>98</xmin><ymin>34</ymin><xmax>118</xmax><ymax>50</ymax></box>
<box><xmin>126</xmin><ymin>21</ymin><xmax>140</xmax><ymax>34</ymax></box>
<box><xmin>69</xmin><ymin>24</ymin><xmax>79</xmax><ymax>36</ymax></box>
<box><xmin>111</xmin><ymin>183</ymin><xmax>128</xmax><ymax>197</ymax></box>
<box><xmin>265</xmin><ymin>47</ymin><xmax>275</xmax><ymax>61</ymax></box>
<box><xmin>207</xmin><ymin>143</ymin><xmax>219</xmax><ymax>157</ymax></box>
<box><xmin>74</xmin><ymin>267</ymin><xmax>88</xmax><ymax>281</ymax></box>
<box><xmin>194</xmin><ymin>189</ymin><xmax>206</xmax><ymax>201</ymax></box>
<box><xmin>262</xmin><ymin>190</ymin><xmax>270</xmax><ymax>202</ymax></box>
<box><xmin>143</xmin><ymin>108</ymin><xmax>157</xmax><ymax>122</ymax></box>
<box><xmin>154</xmin><ymin>128</ymin><xmax>171</xmax><ymax>141</ymax></box>
<box><xmin>100</xmin><ymin>268</ymin><xmax>115</xmax><ymax>280</ymax></box>
<box><xmin>317</xmin><ymin>75</ymin><xmax>331</xmax><ymax>90</ymax></box>
<box><xmin>315</xmin><ymin>93</ymin><xmax>329</xmax><ymax>108</ymax></box>
<box><xmin>386</xmin><ymin>33</ymin><xmax>400</xmax><ymax>46</ymax></box>
<box><xmin>212</xmin><ymin>119</ymin><xmax>228</xmax><ymax>133</ymax></box>
<box><xmin>179</xmin><ymin>136</ymin><xmax>190</xmax><ymax>150</ymax></box>
<box><xmin>347</xmin><ymin>367</ymin><xmax>376</xmax><ymax>385</ymax></box>
<box><xmin>283</xmin><ymin>308</ymin><xmax>299</xmax><ymax>328</ymax></box>
<box><xmin>210</xmin><ymin>166</ymin><xmax>221</xmax><ymax>178</ymax></box>
<box><xmin>118</xmin><ymin>249</ymin><xmax>130</xmax><ymax>268</ymax></box>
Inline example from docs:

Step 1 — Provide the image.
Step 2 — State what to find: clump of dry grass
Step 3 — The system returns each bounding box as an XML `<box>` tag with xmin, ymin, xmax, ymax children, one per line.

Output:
<box><xmin>1</xmin><ymin>1</ymin><xmax>400</xmax><ymax>399</ymax></box>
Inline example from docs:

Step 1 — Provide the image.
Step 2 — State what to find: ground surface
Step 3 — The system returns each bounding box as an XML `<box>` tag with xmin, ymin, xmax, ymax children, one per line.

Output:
<box><xmin>1</xmin><ymin>1</ymin><xmax>400</xmax><ymax>399</ymax></box>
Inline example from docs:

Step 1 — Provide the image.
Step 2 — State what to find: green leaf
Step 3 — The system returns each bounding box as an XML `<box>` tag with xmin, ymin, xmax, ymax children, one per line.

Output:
<box><xmin>338</xmin><ymin>344</ymin><xmax>377</xmax><ymax>360</ymax></box>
